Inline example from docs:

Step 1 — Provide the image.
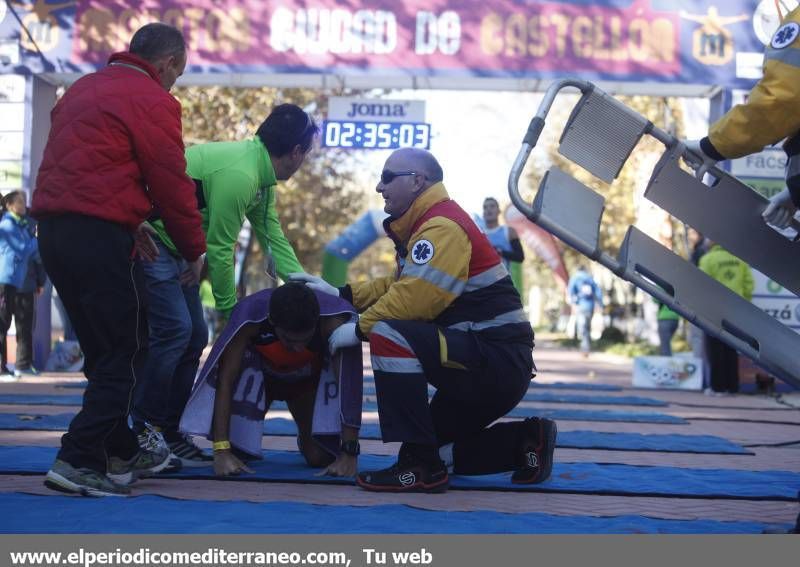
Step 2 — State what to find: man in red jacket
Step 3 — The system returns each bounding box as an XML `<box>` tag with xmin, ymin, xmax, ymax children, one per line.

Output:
<box><xmin>31</xmin><ymin>23</ymin><xmax>206</xmax><ymax>497</ymax></box>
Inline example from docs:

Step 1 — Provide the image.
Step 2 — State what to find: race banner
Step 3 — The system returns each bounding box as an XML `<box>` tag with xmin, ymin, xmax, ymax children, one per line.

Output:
<box><xmin>0</xmin><ymin>0</ymin><xmax>781</xmax><ymax>89</ymax></box>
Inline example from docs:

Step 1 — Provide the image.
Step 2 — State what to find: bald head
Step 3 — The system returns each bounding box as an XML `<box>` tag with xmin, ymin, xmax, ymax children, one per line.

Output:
<box><xmin>377</xmin><ymin>149</ymin><xmax>445</xmax><ymax>217</ymax></box>
<box><xmin>388</xmin><ymin>148</ymin><xmax>444</xmax><ymax>187</ymax></box>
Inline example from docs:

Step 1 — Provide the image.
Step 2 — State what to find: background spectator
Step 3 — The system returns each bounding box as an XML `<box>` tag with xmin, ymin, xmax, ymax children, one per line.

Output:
<box><xmin>568</xmin><ymin>266</ymin><xmax>603</xmax><ymax>357</ymax></box>
<box><xmin>699</xmin><ymin>240</ymin><xmax>754</xmax><ymax>394</ymax></box>
<box><xmin>0</xmin><ymin>191</ymin><xmax>38</xmax><ymax>380</ymax></box>
<box><xmin>13</xmin><ymin>207</ymin><xmax>45</xmax><ymax>376</ymax></box>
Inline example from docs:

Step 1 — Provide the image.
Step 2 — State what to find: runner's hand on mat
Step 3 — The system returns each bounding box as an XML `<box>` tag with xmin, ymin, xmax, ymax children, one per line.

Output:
<box><xmin>288</xmin><ymin>272</ymin><xmax>339</xmax><ymax>296</ymax></box>
<box><xmin>763</xmin><ymin>188</ymin><xmax>797</xmax><ymax>229</ymax></box>
<box><xmin>214</xmin><ymin>450</ymin><xmax>254</xmax><ymax>477</ymax></box>
<box><xmin>133</xmin><ymin>223</ymin><xmax>159</xmax><ymax>262</ymax></box>
<box><xmin>315</xmin><ymin>454</ymin><xmax>357</xmax><ymax>478</ymax></box>
<box><xmin>328</xmin><ymin>322</ymin><xmax>360</xmax><ymax>354</ymax></box>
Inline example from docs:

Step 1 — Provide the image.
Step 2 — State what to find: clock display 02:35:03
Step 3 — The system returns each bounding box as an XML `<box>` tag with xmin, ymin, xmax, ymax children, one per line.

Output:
<box><xmin>323</xmin><ymin>120</ymin><xmax>431</xmax><ymax>149</ymax></box>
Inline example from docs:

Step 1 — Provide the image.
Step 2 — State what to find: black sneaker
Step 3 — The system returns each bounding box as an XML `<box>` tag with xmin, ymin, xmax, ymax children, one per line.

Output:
<box><xmin>163</xmin><ymin>431</ymin><xmax>213</xmax><ymax>468</ymax></box>
<box><xmin>357</xmin><ymin>457</ymin><xmax>449</xmax><ymax>493</ymax></box>
<box><xmin>511</xmin><ymin>417</ymin><xmax>557</xmax><ymax>484</ymax></box>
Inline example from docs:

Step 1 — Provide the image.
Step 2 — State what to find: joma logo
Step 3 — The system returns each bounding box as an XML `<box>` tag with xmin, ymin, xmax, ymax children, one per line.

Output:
<box><xmin>347</xmin><ymin>102</ymin><xmax>408</xmax><ymax>118</ymax></box>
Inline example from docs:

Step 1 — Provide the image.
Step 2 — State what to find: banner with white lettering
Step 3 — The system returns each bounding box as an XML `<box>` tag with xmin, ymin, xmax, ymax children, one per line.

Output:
<box><xmin>0</xmin><ymin>0</ymin><xmax>779</xmax><ymax>89</ymax></box>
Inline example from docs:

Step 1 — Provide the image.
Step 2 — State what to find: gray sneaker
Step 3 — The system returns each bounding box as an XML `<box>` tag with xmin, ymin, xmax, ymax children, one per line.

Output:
<box><xmin>44</xmin><ymin>459</ymin><xmax>131</xmax><ymax>497</ymax></box>
<box><xmin>136</xmin><ymin>423</ymin><xmax>168</xmax><ymax>452</ymax></box>
<box><xmin>107</xmin><ymin>447</ymin><xmax>171</xmax><ymax>485</ymax></box>
<box><xmin>136</xmin><ymin>424</ymin><xmax>183</xmax><ymax>474</ymax></box>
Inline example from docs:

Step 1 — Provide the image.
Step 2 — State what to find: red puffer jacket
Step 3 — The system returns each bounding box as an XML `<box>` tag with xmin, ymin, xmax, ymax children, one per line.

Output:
<box><xmin>31</xmin><ymin>52</ymin><xmax>205</xmax><ymax>261</ymax></box>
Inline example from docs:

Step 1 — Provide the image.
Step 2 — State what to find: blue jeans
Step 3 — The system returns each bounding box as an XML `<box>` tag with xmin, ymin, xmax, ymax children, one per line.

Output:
<box><xmin>576</xmin><ymin>308</ymin><xmax>593</xmax><ymax>353</ymax></box>
<box><xmin>133</xmin><ymin>240</ymin><xmax>207</xmax><ymax>431</ymax></box>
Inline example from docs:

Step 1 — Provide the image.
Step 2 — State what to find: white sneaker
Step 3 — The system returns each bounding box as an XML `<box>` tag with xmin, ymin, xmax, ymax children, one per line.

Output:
<box><xmin>0</xmin><ymin>371</ymin><xmax>19</xmax><ymax>383</ymax></box>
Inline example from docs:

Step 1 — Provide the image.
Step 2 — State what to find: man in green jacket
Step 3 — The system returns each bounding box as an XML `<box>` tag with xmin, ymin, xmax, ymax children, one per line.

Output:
<box><xmin>699</xmin><ymin>241</ymin><xmax>754</xmax><ymax>394</ymax></box>
<box><xmin>133</xmin><ymin>104</ymin><xmax>317</xmax><ymax>466</ymax></box>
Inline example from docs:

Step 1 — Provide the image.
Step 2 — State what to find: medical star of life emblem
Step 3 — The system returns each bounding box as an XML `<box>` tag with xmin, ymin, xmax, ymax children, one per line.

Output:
<box><xmin>771</xmin><ymin>21</ymin><xmax>800</xmax><ymax>49</ymax></box>
<box><xmin>411</xmin><ymin>239</ymin><xmax>434</xmax><ymax>265</ymax></box>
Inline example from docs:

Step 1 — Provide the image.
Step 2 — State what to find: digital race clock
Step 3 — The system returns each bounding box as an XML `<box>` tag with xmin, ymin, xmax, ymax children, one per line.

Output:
<box><xmin>322</xmin><ymin>120</ymin><xmax>431</xmax><ymax>150</ymax></box>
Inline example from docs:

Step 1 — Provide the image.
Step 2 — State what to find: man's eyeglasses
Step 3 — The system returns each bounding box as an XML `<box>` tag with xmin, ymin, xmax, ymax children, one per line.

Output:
<box><xmin>381</xmin><ymin>170</ymin><xmax>418</xmax><ymax>184</ymax></box>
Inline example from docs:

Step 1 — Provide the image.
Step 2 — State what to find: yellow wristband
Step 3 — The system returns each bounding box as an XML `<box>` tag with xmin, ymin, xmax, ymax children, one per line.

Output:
<box><xmin>213</xmin><ymin>440</ymin><xmax>231</xmax><ymax>452</ymax></box>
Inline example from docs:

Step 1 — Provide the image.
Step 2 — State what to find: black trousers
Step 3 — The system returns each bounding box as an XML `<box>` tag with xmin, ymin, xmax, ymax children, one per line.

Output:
<box><xmin>0</xmin><ymin>284</ymin><xmax>16</xmax><ymax>370</ymax></box>
<box><xmin>13</xmin><ymin>291</ymin><xmax>35</xmax><ymax>370</ymax></box>
<box><xmin>38</xmin><ymin>215</ymin><xmax>147</xmax><ymax>473</ymax></box>
<box><xmin>705</xmin><ymin>335</ymin><xmax>739</xmax><ymax>393</ymax></box>
<box><xmin>369</xmin><ymin>320</ymin><xmax>535</xmax><ymax>475</ymax></box>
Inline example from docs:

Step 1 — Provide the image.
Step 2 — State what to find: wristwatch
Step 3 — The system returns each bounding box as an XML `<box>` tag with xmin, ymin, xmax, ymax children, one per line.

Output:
<box><xmin>340</xmin><ymin>439</ymin><xmax>360</xmax><ymax>457</ymax></box>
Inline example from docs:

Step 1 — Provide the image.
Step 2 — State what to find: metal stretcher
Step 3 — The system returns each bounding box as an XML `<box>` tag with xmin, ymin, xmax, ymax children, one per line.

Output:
<box><xmin>508</xmin><ymin>79</ymin><xmax>800</xmax><ymax>389</ymax></box>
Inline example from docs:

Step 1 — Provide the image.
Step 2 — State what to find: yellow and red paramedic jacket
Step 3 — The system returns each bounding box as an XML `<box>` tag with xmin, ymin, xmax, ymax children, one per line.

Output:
<box><xmin>342</xmin><ymin>183</ymin><xmax>532</xmax><ymax>346</ymax></box>
<box><xmin>700</xmin><ymin>7</ymin><xmax>800</xmax><ymax>161</ymax></box>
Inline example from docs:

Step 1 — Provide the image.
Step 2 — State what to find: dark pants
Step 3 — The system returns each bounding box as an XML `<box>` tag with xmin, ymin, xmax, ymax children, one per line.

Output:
<box><xmin>705</xmin><ymin>334</ymin><xmax>739</xmax><ymax>393</ymax></box>
<box><xmin>369</xmin><ymin>320</ymin><xmax>534</xmax><ymax>475</ymax></box>
<box><xmin>38</xmin><ymin>215</ymin><xmax>147</xmax><ymax>473</ymax></box>
<box><xmin>657</xmin><ymin>319</ymin><xmax>679</xmax><ymax>357</ymax></box>
<box><xmin>0</xmin><ymin>284</ymin><xmax>16</xmax><ymax>370</ymax></box>
<box><xmin>13</xmin><ymin>291</ymin><xmax>35</xmax><ymax>369</ymax></box>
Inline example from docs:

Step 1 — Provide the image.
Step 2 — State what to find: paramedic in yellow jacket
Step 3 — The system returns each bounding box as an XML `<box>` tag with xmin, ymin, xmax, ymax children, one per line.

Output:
<box><xmin>291</xmin><ymin>148</ymin><xmax>556</xmax><ymax>493</ymax></box>
<box><xmin>686</xmin><ymin>6</ymin><xmax>800</xmax><ymax>228</ymax></box>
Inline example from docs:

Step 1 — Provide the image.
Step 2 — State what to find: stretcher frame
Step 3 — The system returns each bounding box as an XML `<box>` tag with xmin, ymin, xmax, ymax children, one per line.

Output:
<box><xmin>508</xmin><ymin>78</ymin><xmax>800</xmax><ymax>389</ymax></box>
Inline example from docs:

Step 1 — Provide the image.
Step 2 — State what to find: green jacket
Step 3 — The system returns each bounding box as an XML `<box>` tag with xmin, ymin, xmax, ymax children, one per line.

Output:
<box><xmin>150</xmin><ymin>137</ymin><xmax>302</xmax><ymax>316</ymax></box>
<box><xmin>699</xmin><ymin>244</ymin><xmax>754</xmax><ymax>301</ymax></box>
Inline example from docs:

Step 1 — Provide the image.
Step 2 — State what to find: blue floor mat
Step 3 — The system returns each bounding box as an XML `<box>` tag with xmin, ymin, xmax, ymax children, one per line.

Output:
<box><xmin>507</xmin><ymin>408</ymin><xmax>685</xmax><ymax>423</ymax></box>
<box><xmin>259</xmin><ymin>419</ymin><xmax>745</xmax><ymax>454</ymax></box>
<box><xmin>0</xmin><ymin>394</ymin><xmax>83</xmax><ymax>406</ymax></box>
<box><xmin>272</xmin><ymin>395</ymin><xmax>668</xmax><ymax>415</ymax></box>
<box><xmin>2</xmin><ymin>447</ymin><xmax>795</xmax><ymax>500</ymax></box>
<box><xmin>359</xmin><ymin>392</ymin><xmax>667</xmax><ymax>407</ymax></box>
<box><xmin>0</xmin><ymin>403</ymin><xmax>686</xmax><ymax>433</ymax></box>
<box><xmin>54</xmin><ymin>380</ymin><xmax>625</xmax><ymax>392</ymax></box>
<box><xmin>0</xmin><ymin>493</ymin><xmax>783</xmax><ymax>534</ymax></box>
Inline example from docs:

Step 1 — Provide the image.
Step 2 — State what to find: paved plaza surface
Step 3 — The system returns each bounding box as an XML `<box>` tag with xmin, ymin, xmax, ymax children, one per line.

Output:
<box><xmin>1</xmin><ymin>341</ymin><xmax>798</xmax><ymax>533</ymax></box>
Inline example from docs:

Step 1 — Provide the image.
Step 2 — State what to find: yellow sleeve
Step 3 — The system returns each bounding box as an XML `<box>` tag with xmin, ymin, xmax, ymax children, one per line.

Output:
<box><xmin>709</xmin><ymin>9</ymin><xmax>800</xmax><ymax>158</ymax></box>
<box><xmin>357</xmin><ymin>218</ymin><xmax>471</xmax><ymax>335</ymax></box>
<box><xmin>351</xmin><ymin>276</ymin><xmax>394</xmax><ymax>311</ymax></box>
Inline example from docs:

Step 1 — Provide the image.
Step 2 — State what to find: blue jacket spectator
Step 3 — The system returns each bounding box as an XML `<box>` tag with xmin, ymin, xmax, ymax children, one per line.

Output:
<box><xmin>0</xmin><ymin>203</ymin><xmax>37</xmax><ymax>289</ymax></box>
<box><xmin>0</xmin><ymin>191</ymin><xmax>38</xmax><ymax>377</ymax></box>
<box><xmin>568</xmin><ymin>267</ymin><xmax>603</xmax><ymax>312</ymax></box>
<box><xmin>567</xmin><ymin>266</ymin><xmax>603</xmax><ymax>355</ymax></box>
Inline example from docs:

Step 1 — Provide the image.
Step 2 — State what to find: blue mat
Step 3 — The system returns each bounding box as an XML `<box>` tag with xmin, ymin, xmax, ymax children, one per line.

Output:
<box><xmin>260</xmin><ymin>419</ymin><xmax>745</xmax><ymax>454</ymax></box>
<box><xmin>55</xmin><ymin>379</ymin><xmax>625</xmax><ymax>392</ymax></box>
<box><xmin>0</xmin><ymin>394</ymin><xmax>83</xmax><ymax>406</ymax></box>
<box><xmin>362</xmin><ymin>382</ymin><xmax>624</xmax><ymax>394</ymax></box>
<box><xmin>360</xmin><ymin>393</ymin><xmax>668</xmax><ymax>407</ymax></box>
<box><xmin>0</xmin><ymin>405</ymin><xmax>686</xmax><ymax>433</ymax></box>
<box><xmin>508</xmin><ymin>408</ymin><xmax>685</xmax><ymax>424</ymax></box>
<box><xmin>1</xmin><ymin>447</ymin><xmax>795</xmax><ymax>500</ymax></box>
<box><xmin>2</xmin><ymin>391</ymin><xmax>667</xmax><ymax>408</ymax></box>
<box><xmin>0</xmin><ymin>493</ymin><xmax>783</xmax><ymax>534</ymax></box>
<box><xmin>56</xmin><ymin>382</ymin><xmax>87</xmax><ymax>389</ymax></box>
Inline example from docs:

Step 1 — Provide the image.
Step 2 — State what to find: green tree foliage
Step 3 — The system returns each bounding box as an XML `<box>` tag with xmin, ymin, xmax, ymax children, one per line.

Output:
<box><xmin>174</xmin><ymin>86</ymin><xmax>368</xmax><ymax>291</ymax></box>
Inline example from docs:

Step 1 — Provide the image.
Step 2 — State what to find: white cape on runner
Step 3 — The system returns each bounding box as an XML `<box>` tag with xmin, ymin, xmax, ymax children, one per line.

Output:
<box><xmin>179</xmin><ymin>288</ymin><xmax>363</xmax><ymax>457</ymax></box>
